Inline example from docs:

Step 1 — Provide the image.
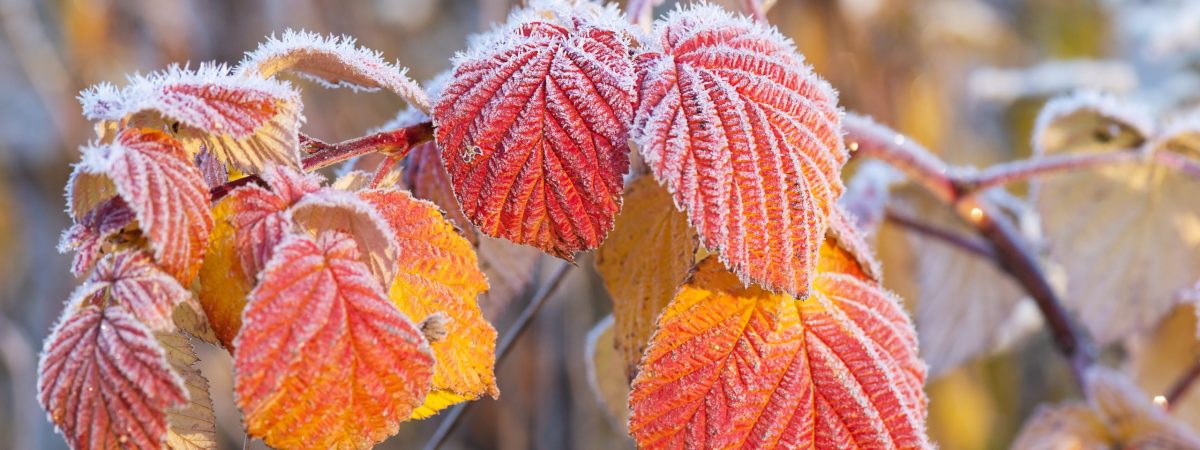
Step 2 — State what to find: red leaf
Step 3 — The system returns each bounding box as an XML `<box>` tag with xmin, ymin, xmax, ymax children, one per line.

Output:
<box><xmin>80</xmin><ymin>64</ymin><xmax>304</xmax><ymax>173</ymax></box>
<box><xmin>234</xmin><ymin>231</ymin><xmax>433</xmax><ymax>448</ymax></box>
<box><xmin>629</xmin><ymin>236</ymin><xmax>928</xmax><ymax>448</ymax></box>
<box><xmin>58</xmin><ymin>197</ymin><xmax>134</xmax><ymax>277</ymax></box>
<box><xmin>433</xmin><ymin>2</ymin><xmax>636</xmax><ymax>259</ymax></box>
<box><xmin>90</xmin><ymin>251</ymin><xmax>195</xmax><ymax>332</ymax></box>
<box><xmin>38</xmin><ymin>305</ymin><xmax>188</xmax><ymax>450</ymax></box>
<box><xmin>68</xmin><ymin>128</ymin><xmax>213</xmax><ymax>283</ymax></box>
<box><xmin>631</xmin><ymin>5</ymin><xmax>847</xmax><ymax>297</ymax></box>
<box><xmin>226</xmin><ymin>165</ymin><xmax>322</xmax><ymax>278</ymax></box>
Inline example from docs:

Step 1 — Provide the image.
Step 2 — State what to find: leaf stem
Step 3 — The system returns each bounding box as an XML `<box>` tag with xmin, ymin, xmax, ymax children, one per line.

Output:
<box><xmin>959</xmin><ymin>150</ymin><xmax>1143</xmax><ymax>193</ymax></box>
<box><xmin>423</xmin><ymin>262</ymin><xmax>573</xmax><ymax>450</ymax></box>
<box><xmin>846</xmin><ymin>113</ymin><xmax>1095</xmax><ymax>391</ymax></box>
<box><xmin>209</xmin><ymin>121</ymin><xmax>434</xmax><ymax>201</ymax></box>
<box><xmin>1166</xmin><ymin>357</ymin><xmax>1200</xmax><ymax>411</ymax></box>
<box><xmin>370</xmin><ymin>155</ymin><xmax>401</xmax><ymax>189</ymax></box>
<box><xmin>884</xmin><ymin>207</ymin><xmax>995</xmax><ymax>260</ymax></box>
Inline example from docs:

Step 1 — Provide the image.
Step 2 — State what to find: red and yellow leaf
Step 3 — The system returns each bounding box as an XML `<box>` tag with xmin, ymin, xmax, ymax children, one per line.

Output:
<box><xmin>433</xmin><ymin>1</ymin><xmax>636</xmax><ymax>259</ymax></box>
<box><xmin>238</xmin><ymin>29</ymin><xmax>431</xmax><ymax>111</ymax></box>
<box><xmin>80</xmin><ymin>64</ymin><xmax>304</xmax><ymax>173</ymax></box>
<box><xmin>595</xmin><ymin>175</ymin><xmax>697</xmax><ymax>379</ymax></box>
<box><xmin>68</xmin><ymin>128</ymin><xmax>213</xmax><ymax>283</ymax></box>
<box><xmin>233</xmin><ymin>231</ymin><xmax>433</xmax><ymax>448</ymax></box>
<box><xmin>89</xmin><ymin>251</ymin><xmax>196</xmax><ymax>332</ymax></box>
<box><xmin>38</xmin><ymin>304</ymin><xmax>188</xmax><ymax>450</ymax></box>
<box><xmin>58</xmin><ymin>196</ymin><xmax>134</xmax><ymax>277</ymax></box>
<box><xmin>361</xmin><ymin>189</ymin><xmax>496</xmax><ymax>418</ymax></box>
<box><xmin>195</xmin><ymin>197</ymin><xmax>257</xmax><ymax>348</ymax></box>
<box><xmin>629</xmin><ymin>237</ymin><xmax>929</xmax><ymax>448</ymax></box>
<box><xmin>227</xmin><ymin>165</ymin><xmax>322</xmax><ymax>278</ymax></box>
<box><xmin>402</xmin><ymin>141</ymin><xmax>478</xmax><ymax>245</ymax></box>
<box><xmin>287</xmin><ymin>188</ymin><xmax>399</xmax><ymax>286</ymax></box>
<box><xmin>631</xmin><ymin>5</ymin><xmax>847</xmax><ymax>298</ymax></box>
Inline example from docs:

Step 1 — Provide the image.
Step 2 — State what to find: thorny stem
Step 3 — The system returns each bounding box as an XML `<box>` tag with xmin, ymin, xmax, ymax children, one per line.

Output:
<box><xmin>884</xmin><ymin>207</ymin><xmax>995</xmax><ymax>260</ymax></box>
<box><xmin>1166</xmin><ymin>358</ymin><xmax>1200</xmax><ymax>411</ymax></box>
<box><xmin>424</xmin><ymin>263</ymin><xmax>573</xmax><ymax>450</ymax></box>
<box><xmin>208</xmin><ymin>121</ymin><xmax>434</xmax><ymax>201</ymax></box>
<box><xmin>845</xmin><ymin>114</ymin><xmax>1096</xmax><ymax>391</ymax></box>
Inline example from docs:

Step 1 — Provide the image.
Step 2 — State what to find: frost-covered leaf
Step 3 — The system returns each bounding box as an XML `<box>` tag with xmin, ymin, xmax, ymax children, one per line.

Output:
<box><xmin>631</xmin><ymin>5</ymin><xmax>847</xmax><ymax>298</ymax></box>
<box><xmin>361</xmin><ymin>189</ymin><xmax>496</xmax><ymax>418</ymax></box>
<box><xmin>629</xmin><ymin>237</ymin><xmax>929</xmax><ymax>448</ymax></box>
<box><xmin>38</xmin><ymin>305</ymin><xmax>188</xmax><ymax>450</ymax></box>
<box><xmin>1126</xmin><ymin>304</ymin><xmax>1200</xmax><ymax>431</ymax></box>
<box><xmin>79</xmin><ymin>64</ymin><xmax>304</xmax><ymax>173</ymax></box>
<box><xmin>433</xmin><ymin>0</ymin><xmax>636</xmax><ymax>259</ymax></box>
<box><xmin>1034</xmin><ymin>92</ymin><xmax>1200</xmax><ymax>344</ymax></box>
<box><xmin>229</xmin><ymin>165</ymin><xmax>322</xmax><ymax>279</ymax></box>
<box><xmin>331</xmin><ymin>170</ymin><xmax>374</xmax><ymax>191</ymax></box>
<box><xmin>193</xmin><ymin>148</ymin><xmax>227</xmax><ymax>189</ymax></box>
<box><xmin>234</xmin><ymin>231</ymin><xmax>434</xmax><ymax>448</ymax></box>
<box><xmin>238</xmin><ymin>29</ymin><xmax>431</xmax><ymax>112</ymax></box>
<box><xmin>68</xmin><ymin>128</ymin><xmax>213</xmax><ymax>283</ymax></box>
<box><xmin>585</xmin><ymin>315</ymin><xmax>630</xmax><ymax>433</ymax></box>
<box><xmin>58</xmin><ymin>196</ymin><xmax>134</xmax><ymax>277</ymax></box>
<box><xmin>1013</xmin><ymin>367</ymin><xmax>1200</xmax><ymax>449</ymax></box>
<box><xmin>158</xmin><ymin>333</ymin><xmax>217</xmax><ymax>450</ymax></box>
<box><xmin>89</xmin><ymin>250</ymin><xmax>196</xmax><ymax>332</ymax></box>
<box><xmin>287</xmin><ymin>188</ymin><xmax>399</xmax><ymax>286</ymax></box>
<box><xmin>889</xmin><ymin>185</ymin><xmax>1032</xmax><ymax>376</ymax></box>
<box><xmin>196</xmin><ymin>196</ymin><xmax>257</xmax><ymax>348</ymax></box>
<box><xmin>595</xmin><ymin>175</ymin><xmax>696</xmax><ymax>379</ymax></box>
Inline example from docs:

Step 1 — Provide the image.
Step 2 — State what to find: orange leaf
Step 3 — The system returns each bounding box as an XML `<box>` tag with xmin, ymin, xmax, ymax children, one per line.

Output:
<box><xmin>629</xmin><ymin>237</ymin><xmax>929</xmax><ymax>448</ymax></box>
<box><xmin>38</xmin><ymin>304</ymin><xmax>188</xmax><ymax>450</ymax></box>
<box><xmin>196</xmin><ymin>196</ymin><xmax>256</xmax><ymax>348</ymax></box>
<box><xmin>361</xmin><ymin>189</ymin><xmax>497</xmax><ymax>418</ymax></box>
<box><xmin>402</xmin><ymin>141</ymin><xmax>478</xmax><ymax>245</ymax></box>
<box><xmin>68</xmin><ymin>128</ymin><xmax>213</xmax><ymax>283</ymax></box>
<box><xmin>234</xmin><ymin>231</ymin><xmax>433</xmax><ymax>448</ymax></box>
<box><xmin>596</xmin><ymin>175</ymin><xmax>697</xmax><ymax>379</ymax></box>
<box><xmin>631</xmin><ymin>5</ymin><xmax>847</xmax><ymax>298</ymax></box>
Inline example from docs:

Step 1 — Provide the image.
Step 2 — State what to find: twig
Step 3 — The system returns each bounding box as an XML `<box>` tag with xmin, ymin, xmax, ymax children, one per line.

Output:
<box><xmin>741</xmin><ymin>0</ymin><xmax>767</xmax><ymax>22</ymax></box>
<box><xmin>209</xmin><ymin>121</ymin><xmax>434</xmax><ymax>202</ymax></box>
<box><xmin>370</xmin><ymin>155</ymin><xmax>400</xmax><ymax>189</ymax></box>
<box><xmin>959</xmin><ymin>150</ymin><xmax>1143</xmax><ymax>193</ymax></box>
<box><xmin>423</xmin><ymin>262</ymin><xmax>573</xmax><ymax>450</ymax></box>
<box><xmin>1165</xmin><ymin>358</ymin><xmax>1200</xmax><ymax>410</ymax></box>
<box><xmin>846</xmin><ymin>113</ymin><xmax>1095</xmax><ymax>391</ymax></box>
<box><xmin>884</xmin><ymin>207</ymin><xmax>995</xmax><ymax>260</ymax></box>
<box><xmin>1155</xmin><ymin>150</ymin><xmax>1200</xmax><ymax>180</ymax></box>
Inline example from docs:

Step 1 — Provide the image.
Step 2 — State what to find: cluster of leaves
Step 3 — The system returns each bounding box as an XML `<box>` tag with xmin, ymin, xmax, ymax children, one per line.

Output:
<box><xmin>39</xmin><ymin>0</ymin><xmax>941</xmax><ymax>448</ymax></box>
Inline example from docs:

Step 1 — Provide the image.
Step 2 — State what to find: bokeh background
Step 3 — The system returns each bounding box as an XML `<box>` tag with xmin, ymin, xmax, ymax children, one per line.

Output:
<box><xmin>1</xmin><ymin>0</ymin><xmax>1196</xmax><ymax>449</ymax></box>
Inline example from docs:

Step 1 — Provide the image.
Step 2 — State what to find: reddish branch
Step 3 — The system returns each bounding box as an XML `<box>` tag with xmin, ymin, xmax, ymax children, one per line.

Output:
<box><xmin>209</xmin><ymin>121</ymin><xmax>434</xmax><ymax>201</ymax></box>
<box><xmin>844</xmin><ymin>114</ymin><xmax>1097</xmax><ymax>390</ymax></box>
<box><xmin>884</xmin><ymin>207</ymin><xmax>995</xmax><ymax>260</ymax></box>
<box><xmin>1166</xmin><ymin>358</ymin><xmax>1200</xmax><ymax>410</ymax></box>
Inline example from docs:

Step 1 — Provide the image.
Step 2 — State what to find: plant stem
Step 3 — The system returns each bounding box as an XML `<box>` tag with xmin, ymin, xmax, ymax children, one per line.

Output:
<box><xmin>209</xmin><ymin>121</ymin><xmax>434</xmax><ymax>201</ymax></box>
<box><xmin>1166</xmin><ymin>358</ymin><xmax>1200</xmax><ymax>410</ymax></box>
<box><xmin>884</xmin><ymin>207</ymin><xmax>995</xmax><ymax>260</ymax></box>
<box><xmin>423</xmin><ymin>262</ymin><xmax>573</xmax><ymax>450</ymax></box>
<box><xmin>846</xmin><ymin>113</ymin><xmax>1095</xmax><ymax>391</ymax></box>
<box><xmin>370</xmin><ymin>155</ymin><xmax>400</xmax><ymax>189</ymax></box>
<box><xmin>959</xmin><ymin>150</ymin><xmax>1143</xmax><ymax>193</ymax></box>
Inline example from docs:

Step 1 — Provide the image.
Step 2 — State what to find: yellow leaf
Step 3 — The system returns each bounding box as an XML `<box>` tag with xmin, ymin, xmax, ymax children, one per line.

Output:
<box><xmin>585</xmin><ymin>315</ymin><xmax>630</xmax><ymax>432</ymax></box>
<box><xmin>596</xmin><ymin>176</ymin><xmax>697</xmax><ymax>379</ymax></box>
<box><xmin>195</xmin><ymin>198</ymin><xmax>254</xmax><ymax>349</ymax></box>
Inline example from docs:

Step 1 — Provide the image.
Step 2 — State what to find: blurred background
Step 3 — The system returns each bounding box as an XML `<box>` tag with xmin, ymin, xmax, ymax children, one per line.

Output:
<box><xmin>1</xmin><ymin>0</ymin><xmax>1197</xmax><ymax>449</ymax></box>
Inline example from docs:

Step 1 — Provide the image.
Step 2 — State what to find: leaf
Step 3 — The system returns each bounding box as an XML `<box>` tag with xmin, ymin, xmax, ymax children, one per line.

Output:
<box><xmin>628</xmin><ymin>237</ymin><xmax>929</xmax><ymax>448</ymax></box>
<box><xmin>433</xmin><ymin>0</ymin><xmax>636</xmax><ymax>259</ymax></box>
<box><xmin>68</xmin><ymin>128</ymin><xmax>213</xmax><ymax>283</ymax></box>
<box><xmin>360</xmin><ymin>189</ymin><xmax>496</xmax><ymax>418</ymax></box>
<box><xmin>595</xmin><ymin>175</ymin><xmax>697</xmax><ymax>380</ymax></box>
<box><xmin>585</xmin><ymin>315</ymin><xmax>631</xmax><ymax>433</ymax></box>
<box><xmin>196</xmin><ymin>196</ymin><xmax>258</xmax><ymax>348</ymax></box>
<box><xmin>238</xmin><ymin>29</ymin><xmax>431</xmax><ymax>112</ymax></box>
<box><xmin>79</xmin><ymin>63</ymin><xmax>304</xmax><ymax>173</ymax></box>
<box><xmin>193</xmin><ymin>148</ymin><xmax>228</xmax><ymax>189</ymax></box>
<box><xmin>288</xmin><ymin>188</ymin><xmax>399</xmax><ymax>287</ymax></box>
<box><xmin>890</xmin><ymin>185</ymin><xmax>1033</xmax><ymax>376</ymax></box>
<box><xmin>158</xmin><ymin>333</ymin><xmax>217</xmax><ymax>450</ymax></box>
<box><xmin>1126</xmin><ymin>304</ymin><xmax>1200</xmax><ymax>431</ymax></box>
<box><xmin>90</xmin><ymin>250</ymin><xmax>196</xmax><ymax>332</ymax></box>
<box><xmin>1033</xmin><ymin>92</ymin><xmax>1200</xmax><ymax>343</ymax></box>
<box><xmin>38</xmin><ymin>304</ymin><xmax>188</xmax><ymax>450</ymax></box>
<box><xmin>234</xmin><ymin>231</ymin><xmax>434</xmax><ymax>448</ymax></box>
<box><xmin>630</xmin><ymin>5</ymin><xmax>847</xmax><ymax>298</ymax></box>
<box><xmin>402</xmin><ymin>141</ymin><xmax>477</xmax><ymax>245</ymax></box>
<box><xmin>58</xmin><ymin>196</ymin><xmax>134</xmax><ymax>277</ymax></box>
<box><xmin>228</xmin><ymin>165</ymin><xmax>322</xmax><ymax>279</ymax></box>
<box><xmin>1012</xmin><ymin>367</ymin><xmax>1200</xmax><ymax>449</ymax></box>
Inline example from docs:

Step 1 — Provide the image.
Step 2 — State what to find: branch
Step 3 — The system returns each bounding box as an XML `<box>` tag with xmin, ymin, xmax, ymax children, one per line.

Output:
<box><xmin>1155</xmin><ymin>150</ymin><xmax>1200</xmax><ymax>180</ymax></box>
<box><xmin>847</xmin><ymin>113</ymin><xmax>1095</xmax><ymax>391</ymax></box>
<box><xmin>884</xmin><ymin>207</ymin><xmax>995</xmax><ymax>260</ymax></box>
<box><xmin>959</xmin><ymin>150</ymin><xmax>1143</xmax><ymax>193</ymax></box>
<box><xmin>209</xmin><ymin>121</ymin><xmax>434</xmax><ymax>201</ymax></box>
<box><xmin>423</xmin><ymin>262</ymin><xmax>573</xmax><ymax>450</ymax></box>
<box><xmin>1166</xmin><ymin>357</ymin><xmax>1200</xmax><ymax>410</ymax></box>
